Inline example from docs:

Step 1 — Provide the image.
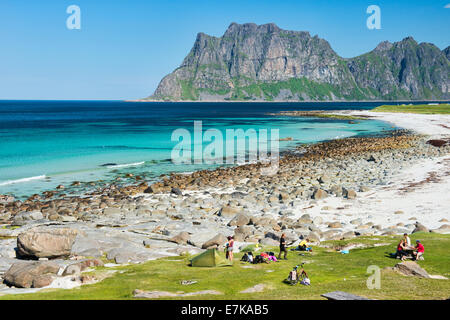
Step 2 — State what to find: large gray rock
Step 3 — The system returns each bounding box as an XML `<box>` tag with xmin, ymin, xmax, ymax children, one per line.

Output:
<box><xmin>328</xmin><ymin>221</ymin><xmax>342</xmax><ymax>228</ymax></box>
<box><xmin>219</xmin><ymin>206</ymin><xmax>242</xmax><ymax>218</ymax></box>
<box><xmin>233</xmin><ymin>225</ymin><xmax>255</xmax><ymax>241</ymax></box>
<box><xmin>71</xmin><ymin>236</ymin><xmax>103</xmax><ymax>257</ymax></box>
<box><xmin>307</xmin><ymin>231</ymin><xmax>321</xmax><ymax>243</ymax></box>
<box><xmin>259</xmin><ymin>238</ymin><xmax>279</xmax><ymax>246</ymax></box>
<box><xmin>264</xmin><ymin>232</ymin><xmax>280</xmax><ymax>241</ymax></box>
<box><xmin>169</xmin><ymin>232</ymin><xmax>191</xmax><ymax>245</ymax></box>
<box><xmin>201</xmin><ymin>233</ymin><xmax>228</xmax><ymax>249</ymax></box>
<box><xmin>0</xmin><ymin>257</ymin><xmax>16</xmax><ymax>275</ymax></box>
<box><xmin>13</xmin><ymin>211</ymin><xmax>44</xmax><ymax>224</ymax></box>
<box><xmin>3</xmin><ymin>261</ymin><xmax>60</xmax><ymax>288</ymax></box>
<box><xmin>394</xmin><ymin>261</ymin><xmax>430</xmax><ymax>278</ymax></box>
<box><xmin>17</xmin><ymin>227</ymin><xmax>78</xmax><ymax>259</ymax></box>
<box><xmin>0</xmin><ymin>195</ymin><xmax>15</xmax><ymax>204</ymax></box>
<box><xmin>250</xmin><ymin>216</ymin><xmax>278</xmax><ymax>228</ymax></box>
<box><xmin>412</xmin><ymin>222</ymin><xmax>429</xmax><ymax>233</ymax></box>
<box><xmin>227</xmin><ymin>213</ymin><xmax>250</xmax><ymax>227</ymax></box>
<box><xmin>106</xmin><ymin>247</ymin><xmax>138</xmax><ymax>264</ymax></box>
<box><xmin>188</xmin><ymin>230</ymin><xmax>220</xmax><ymax>248</ymax></box>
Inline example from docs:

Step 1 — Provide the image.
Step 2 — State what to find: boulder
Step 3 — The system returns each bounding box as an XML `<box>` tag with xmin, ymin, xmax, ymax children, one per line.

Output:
<box><xmin>343</xmin><ymin>188</ymin><xmax>357</xmax><ymax>199</ymax></box>
<box><xmin>31</xmin><ymin>274</ymin><xmax>54</xmax><ymax>288</ymax></box>
<box><xmin>431</xmin><ymin>224</ymin><xmax>450</xmax><ymax>234</ymax></box>
<box><xmin>227</xmin><ymin>213</ymin><xmax>250</xmax><ymax>227</ymax></box>
<box><xmin>0</xmin><ymin>195</ymin><xmax>15</xmax><ymax>204</ymax></box>
<box><xmin>259</xmin><ymin>238</ymin><xmax>279</xmax><ymax>246</ymax></box>
<box><xmin>234</xmin><ymin>225</ymin><xmax>255</xmax><ymax>241</ymax></box>
<box><xmin>63</xmin><ymin>263</ymin><xmax>82</xmax><ymax>276</ymax></box>
<box><xmin>307</xmin><ymin>232</ymin><xmax>321</xmax><ymax>243</ymax></box>
<box><xmin>144</xmin><ymin>185</ymin><xmax>162</xmax><ymax>194</ymax></box>
<box><xmin>329</xmin><ymin>185</ymin><xmax>343</xmax><ymax>197</ymax></box>
<box><xmin>71</xmin><ymin>237</ymin><xmax>103</xmax><ymax>257</ymax></box>
<box><xmin>264</xmin><ymin>232</ymin><xmax>280</xmax><ymax>241</ymax></box>
<box><xmin>171</xmin><ymin>187</ymin><xmax>183</xmax><ymax>196</ymax></box>
<box><xmin>341</xmin><ymin>231</ymin><xmax>356</xmax><ymax>239</ymax></box>
<box><xmin>426</xmin><ymin>139</ymin><xmax>449</xmax><ymax>147</ymax></box>
<box><xmin>3</xmin><ymin>261</ymin><xmax>59</xmax><ymax>288</ymax></box>
<box><xmin>188</xmin><ymin>230</ymin><xmax>219</xmax><ymax>248</ymax></box>
<box><xmin>394</xmin><ymin>261</ymin><xmax>430</xmax><ymax>278</ymax></box>
<box><xmin>169</xmin><ymin>232</ymin><xmax>191</xmax><ymax>245</ymax></box>
<box><xmin>328</xmin><ymin>221</ymin><xmax>342</xmax><ymax>228</ymax></box>
<box><xmin>412</xmin><ymin>222</ymin><xmax>429</xmax><ymax>233</ymax></box>
<box><xmin>106</xmin><ymin>248</ymin><xmax>138</xmax><ymax>264</ymax></box>
<box><xmin>219</xmin><ymin>206</ymin><xmax>242</xmax><ymax>218</ymax></box>
<box><xmin>201</xmin><ymin>233</ymin><xmax>227</xmax><ymax>249</ymax></box>
<box><xmin>13</xmin><ymin>211</ymin><xmax>44</xmax><ymax>224</ymax></box>
<box><xmin>359</xmin><ymin>186</ymin><xmax>371</xmax><ymax>192</ymax></box>
<box><xmin>312</xmin><ymin>189</ymin><xmax>328</xmax><ymax>200</ymax></box>
<box><xmin>250</xmin><ymin>216</ymin><xmax>278</xmax><ymax>228</ymax></box>
<box><xmin>17</xmin><ymin>227</ymin><xmax>78</xmax><ymax>259</ymax></box>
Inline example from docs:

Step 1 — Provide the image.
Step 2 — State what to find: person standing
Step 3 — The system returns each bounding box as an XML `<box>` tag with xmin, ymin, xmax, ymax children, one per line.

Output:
<box><xmin>403</xmin><ymin>233</ymin><xmax>411</xmax><ymax>247</ymax></box>
<box><xmin>227</xmin><ymin>236</ymin><xmax>234</xmax><ymax>262</ymax></box>
<box><xmin>278</xmin><ymin>233</ymin><xmax>287</xmax><ymax>260</ymax></box>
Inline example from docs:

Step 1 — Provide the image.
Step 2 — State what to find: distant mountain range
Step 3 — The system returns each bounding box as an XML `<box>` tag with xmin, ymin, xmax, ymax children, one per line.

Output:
<box><xmin>145</xmin><ymin>22</ymin><xmax>450</xmax><ymax>102</ymax></box>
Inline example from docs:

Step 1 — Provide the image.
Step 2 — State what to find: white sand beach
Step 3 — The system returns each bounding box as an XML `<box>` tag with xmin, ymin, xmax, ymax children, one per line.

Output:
<box><xmin>297</xmin><ymin>111</ymin><xmax>450</xmax><ymax>233</ymax></box>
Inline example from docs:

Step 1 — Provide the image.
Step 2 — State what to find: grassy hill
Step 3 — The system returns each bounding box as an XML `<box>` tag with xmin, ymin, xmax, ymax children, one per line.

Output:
<box><xmin>373</xmin><ymin>104</ymin><xmax>450</xmax><ymax>114</ymax></box>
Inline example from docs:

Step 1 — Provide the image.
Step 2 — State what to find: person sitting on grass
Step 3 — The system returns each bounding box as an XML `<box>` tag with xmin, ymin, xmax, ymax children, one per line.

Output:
<box><xmin>413</xmin><ymin>240</ymin><xmax>425</xmax><ymax>261</ymax></box>
<box><xmin>396</xmin><ymin>239</ymin><xmax>408</xmax><ymax>261</ymax></box>
<box><xmin>298</xmin><ymin>238</ymin><xmax>313</xmax><ymax>252</ymax></box>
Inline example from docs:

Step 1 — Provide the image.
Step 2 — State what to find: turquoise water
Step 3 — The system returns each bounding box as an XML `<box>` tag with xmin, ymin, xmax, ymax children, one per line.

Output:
<box><xmin>0</xmin><ymin>101</ymin><xmax>398</xmax><ymax>199</ymax></box>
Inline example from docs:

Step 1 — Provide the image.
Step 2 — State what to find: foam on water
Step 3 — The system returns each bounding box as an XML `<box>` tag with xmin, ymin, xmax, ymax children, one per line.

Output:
<box><xmin>0</xmin><ymin>175</ymin><xmax>47</xmax><ymax>186</ymax></box>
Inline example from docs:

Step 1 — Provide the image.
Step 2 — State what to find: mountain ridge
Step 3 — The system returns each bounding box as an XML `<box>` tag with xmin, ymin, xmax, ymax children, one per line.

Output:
<box><xmin>146</xmin><ymin>22</ymin><xmax>450</xmax><ymax>102</ymax></box>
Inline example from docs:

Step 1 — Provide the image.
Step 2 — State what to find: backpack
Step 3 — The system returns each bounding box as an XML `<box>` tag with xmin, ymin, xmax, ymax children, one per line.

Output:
<box><xmin>253</xmin><ymin>255</ymin><xmax>265</xmax><ymax>264</ymax></box>
<box><xmin>289</xmin><ymin>270</ymin><xmax>297</xmax><ymax>281</ymax></box>
<box><xmin>300</xmin><ymin>277</ymin><xmax>311</xmax><ymax>286</ymax></box>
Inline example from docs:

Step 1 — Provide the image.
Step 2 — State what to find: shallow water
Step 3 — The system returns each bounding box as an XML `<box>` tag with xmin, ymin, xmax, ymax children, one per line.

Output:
<box><xmin>0</xmin><ymin>100</ymin><xmax>400</xmax><ymax>199</ymax></box>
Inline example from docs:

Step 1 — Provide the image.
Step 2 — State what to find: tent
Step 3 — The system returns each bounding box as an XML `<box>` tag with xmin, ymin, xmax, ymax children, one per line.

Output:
<box><xmin>190</xmin><ymin>249</ymin><xmax>232</xmax><ymax>267</ymax></box>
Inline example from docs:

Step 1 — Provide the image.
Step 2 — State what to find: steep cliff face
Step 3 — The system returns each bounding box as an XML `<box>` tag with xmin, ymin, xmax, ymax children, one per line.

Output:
<box><xmin>148</xmin><ymin>23</ymin><xmax>450</xmax><ymax>101</ymax></box>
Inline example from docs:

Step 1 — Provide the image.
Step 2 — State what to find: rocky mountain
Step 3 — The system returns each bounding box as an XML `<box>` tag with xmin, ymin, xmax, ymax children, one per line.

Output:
<box><xmin>146</xmin><ymin>23</ymin><xmax>450</xmax><ymax>101</ymax></box>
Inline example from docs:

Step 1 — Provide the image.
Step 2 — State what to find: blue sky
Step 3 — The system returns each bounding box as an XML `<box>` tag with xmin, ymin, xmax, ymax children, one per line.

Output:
<box><xmin>0</xmin><ymin>0</ymin><xmax>449</xmax><ymax>100</ymax></box>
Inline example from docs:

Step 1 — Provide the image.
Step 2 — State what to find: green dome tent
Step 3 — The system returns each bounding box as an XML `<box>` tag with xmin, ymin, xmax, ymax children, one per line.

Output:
<box><xmin>190</xmin><ymin>249</ymin><xmax>232</xmax><ymax>267</ymax></box>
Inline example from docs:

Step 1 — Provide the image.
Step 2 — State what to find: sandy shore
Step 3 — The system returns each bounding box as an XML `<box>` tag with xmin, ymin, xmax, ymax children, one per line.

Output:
<box><xmin>303</xmin><ymin>110</ymin><xmax>450</xmax><ymax>231</ymax></box>
<box><xmin>343</xmin><ymin>110</ymin><xmax>450</xmax><ymax>137</ymax></box>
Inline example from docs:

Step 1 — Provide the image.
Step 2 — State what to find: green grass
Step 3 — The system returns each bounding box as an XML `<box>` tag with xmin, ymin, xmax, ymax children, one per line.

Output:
<box><xmin>373</xmin><ymin>104</ymin><xmax>450</xmax><ymax>114</ymax></box>
<box><xmin>1</xmin><ymin>233</ymin><xmax>449</xmax><ymax>300</ymax></box>
<box><xmin>308</xmin><ymin>114</ymin><xmax>366</xmax><ymax>120</ymax></box>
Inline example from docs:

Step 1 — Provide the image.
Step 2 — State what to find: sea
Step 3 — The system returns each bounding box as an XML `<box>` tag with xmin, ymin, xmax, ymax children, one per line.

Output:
<box><xmin>0</xmin><ymin>100</ymin><xmax>422</xmax><ymax>199</ymax></box>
